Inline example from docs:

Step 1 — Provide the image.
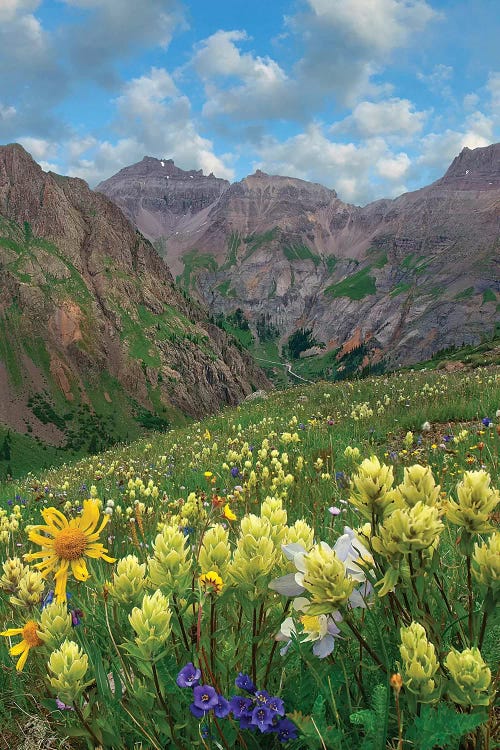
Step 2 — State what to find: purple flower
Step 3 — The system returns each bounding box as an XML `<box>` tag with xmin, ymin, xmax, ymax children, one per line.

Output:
<box><xmin>231</xmin><ymin>466</ymin><xmax>240</xmax><ymax>478</ymax></box>
<box><xmin>482</xmin><ymin>417</ymin><xmax>492</xmax><ymax>427</ymax></box>
<box><xmin>267</xmin><ymin>696</ymin><xmax>285</xmax><ymax>715</ymax></box>
<box><xmin>189</xmin><ymin>702</ymin><xmax>208</xmax><ymax>719</ymax></box>
<box><xmin>251</xmin><ymin>705</ymin><xmax>274</xmax><ymax>732</ymax></box>
<box><xmin>71</xmin><ymin>609</ymin><xmax>83</xmax><ymax>626</ymax></box>
<box><xmin>235</xmin><ymin>673</ymin><xmax>256</xmax><ymax>693</ymax></box>
<box><xmin>255</xmin><ymin>689</ymin><xmax>270</xmax><ymax>704</ymax></box>
<box><xmin>229</xmin><ymin>695</ymin><xmax>253</xmax><ymax>718</ymax></box>
<box><xmin>214</xmin><ymin>694</ymin><xmax>230</xmax><ymax>718</ymax></box>
<box><xmin>443</xmin><ymin>434</ymin><xmax>454</xmax><ymax>443</ymax></box>
<box><xmin>177</xmin><ymin>663</ymin><xmax>201</xmax><ymax>689</ymax></box>
<box><xmin>193</xmin><ymin>685</ymin><xmax>219</xmax><ymax>711</ymax></box>
<box><xmin>329</xmin><ymin>506</ymin><xmax>341</xmax><ymax>516</ymax></box>
<box><xmin>273</xmin><ymin>717</ymin><xmax>298</xmax><ymax>742</ymax></box>
<box><xmin>55</xmin><ymin>698</ymin><xmax>74</xmax><ymax>711</ymax></box>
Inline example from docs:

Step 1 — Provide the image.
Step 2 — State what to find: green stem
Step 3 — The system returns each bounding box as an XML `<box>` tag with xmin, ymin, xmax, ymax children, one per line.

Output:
<box><xmin>478</xmin><ymin>610</ymin><xmax>489</xmax><ymax>650</ymax></box>
<box><xmin>173</xmin><ymin>593</ymin><xmax>191</xmax><ymax>651</ymax></box>
<box><xmin>152</xmin><ymin>662</ymin><xmax>178</xmax><ymax>747</ymax></box>
<box><xmin>251</xmin><ymin>606</ymin><xmax>257</xmax><ymax>685</ymax></box>
<box><xmin>467</xmin><ymin>554</ymin><xmax>474</xmax><ymax>643</ymax></box>
<box><xmin>345</xmin><ymin>617</ymin><xmax>387</xmax><ymax>673</ymax></box>
<box><xmin>73</xmin><ymin>702</ymin><xmax>102</xmax><ymax>747</ymax></box>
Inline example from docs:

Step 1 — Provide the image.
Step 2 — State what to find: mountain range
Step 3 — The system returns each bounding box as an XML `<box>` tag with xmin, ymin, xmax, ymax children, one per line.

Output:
<box><xmin>98</xmin><ymin>144</ymin><xmax>500</xmax><ymax>376</ymax></box>
<box><xmin>0</xmin><ymin>144</ymin><xmax>268</xmax><ymax>453</ymax></box>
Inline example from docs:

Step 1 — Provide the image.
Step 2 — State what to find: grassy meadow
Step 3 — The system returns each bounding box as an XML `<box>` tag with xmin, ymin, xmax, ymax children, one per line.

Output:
<box><xmin>0</xmin><ymin>366</ymin><xmax>498</xmax><ymax>749</ymax></box>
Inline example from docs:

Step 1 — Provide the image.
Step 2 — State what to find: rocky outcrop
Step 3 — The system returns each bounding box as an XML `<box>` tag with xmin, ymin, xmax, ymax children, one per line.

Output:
<box><xmin>98</xmin><ymin>144</ymin><xmax>500</xmax><ymax>371</ymax></box>
<box><xmin>0</xmin><ymin>144</ymin><xmax>269</xmax><ymax>444</ymax></box>
<box><xmin>96</xmin><ymin>156</ymin><xmax>230</xmax><ymax>241</ymax></box>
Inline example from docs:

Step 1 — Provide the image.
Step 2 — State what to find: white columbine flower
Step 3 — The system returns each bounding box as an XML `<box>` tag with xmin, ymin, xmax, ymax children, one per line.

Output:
<box><xmin>270</xmin><ymin>527</ymin><xmax>374</xmax><ymax>608</ymax></box>
<box><xmin>276</xmin><ymin>597</ymin><xmax>342</xmax><ymax>658</ymax></box>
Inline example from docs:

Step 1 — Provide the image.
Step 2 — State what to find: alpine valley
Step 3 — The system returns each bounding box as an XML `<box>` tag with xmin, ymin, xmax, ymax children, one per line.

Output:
<box><xmin>98</xmin><ymin>143</ymin><xmax>500</xmax><ymax>381</ymax></box>
<box><xmin>0</xmin><ymin>144</ymin><xmax>268</xmax><ymax>473</ymax></box>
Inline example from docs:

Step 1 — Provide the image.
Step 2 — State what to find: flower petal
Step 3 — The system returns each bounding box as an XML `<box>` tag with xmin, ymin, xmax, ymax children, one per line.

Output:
<box><xmin>269</xmin><ymin>573</ymin><xmax>305</xmax><ymax>597</ymax></box>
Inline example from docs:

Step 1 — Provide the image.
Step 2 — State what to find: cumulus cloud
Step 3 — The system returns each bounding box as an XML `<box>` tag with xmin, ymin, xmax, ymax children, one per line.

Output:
<box><xmin>417</xmin><ymin>111</ymin><xmax>494</xmax><ymax>170</ymax></box>
<box><xmin>0</xmin><ymin>1</ymin><xmax>69</xmax><ymax>140</ymax></box>
<box><xmin>332</xmin><ymin>98</ymin><xmax>428</xmax><ymax>139</ymax></box>
<box><xmin>190</xmin><ymin>30</ymin><xmax>294</xmax><ymax>122</ymax></box>
<box><xmin>254</xmin><ymin>124</ymin><xmax>411</xmax><ymax>204</ymax></box>
<box><xmin>60</xmin><ymin>67</ymin><xmax>235</xmax><ymax>185</ymax></box>
<box><xmin>291</xmin><ymin>0</ymin><xmax>440</xmax><ymax>106</ymax></box>
<box><xmin>60</xmin><ymin>0</ymin><xmax>184</xmax><ymax>87</ymax></box>
<box><xmin>192</xmin><ymin>0</ymin><xmax>439</xmax><ymax>129</ymax></box>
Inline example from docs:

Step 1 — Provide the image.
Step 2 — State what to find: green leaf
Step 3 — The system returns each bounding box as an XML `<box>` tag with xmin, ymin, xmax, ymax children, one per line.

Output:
<box><xmin>406</xmin><ymin>704</ymin><xmax>488</xmax><ymax>750</ymax></box>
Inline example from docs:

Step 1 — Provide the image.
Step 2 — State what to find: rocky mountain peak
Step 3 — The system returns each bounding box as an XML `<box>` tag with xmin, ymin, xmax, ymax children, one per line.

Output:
<box><xmin>436</xmin><ymin>142</ymin><xmax>500</xmax><ymax>190</ymax></box>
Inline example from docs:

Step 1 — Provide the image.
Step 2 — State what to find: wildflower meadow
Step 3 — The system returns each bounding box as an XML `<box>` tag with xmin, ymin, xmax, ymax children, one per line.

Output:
<box><xmin>0</xmin><ymin>366</ymin><xmax>498</xmax><ymax>749</ymax></box>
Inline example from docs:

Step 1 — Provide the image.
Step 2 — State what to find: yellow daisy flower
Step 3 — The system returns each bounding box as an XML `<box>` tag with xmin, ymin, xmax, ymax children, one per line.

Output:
<box><xmin>223</xmin><ymin>503</ymin><xmax>237</xmax><ymax>521</ymax></box>
<box><xmin>199</xmin><ymin>570</ymin><xmax>224</xmax><ymax>595</ymax></box>
<box><xmin>1</xmin><ymin>620</ymin><xmax>43</xmax><ymax>671</ymax></box>
<box><xmin>24</xmin><ymin>500</ymin><xmax>116</xmax><ymax>603</ymax></box>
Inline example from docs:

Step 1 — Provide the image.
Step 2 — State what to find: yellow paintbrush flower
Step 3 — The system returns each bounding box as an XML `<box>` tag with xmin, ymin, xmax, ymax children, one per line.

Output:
<box><xmin>24</xmin><ymin>499</ymin><xmax>115</xmax><ymax>603</ymax></box>
<box><xmin>1</xmin><ymin>619</ymin><xmax>43</xmax><ymax>671</ymax></box>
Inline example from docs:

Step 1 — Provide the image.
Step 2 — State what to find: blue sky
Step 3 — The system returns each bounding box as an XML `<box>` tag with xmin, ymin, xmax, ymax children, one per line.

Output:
<box><xmin>0</xmin><ymin>0</ymin><xmax>498</xmax><ymax>204</ymax></box>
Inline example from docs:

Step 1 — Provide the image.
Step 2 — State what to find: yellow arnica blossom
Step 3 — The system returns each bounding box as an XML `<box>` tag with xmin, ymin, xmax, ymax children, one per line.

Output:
<box><xmin>1</xmin><ymin>620</ymin><xmax>43</xmax><ymax>671</ymax></box>
<box><xmin>223</xmin><ymin>503</ymin><xmax>237</xmax><ymax>521</ymax></box>
<box><xmin>199</xmin><ymin>570</ymin><xmax>224</xmax><ymax>595</ymax></box>
<box><xmin>24</xmin><ymin>500</ymin><xmax>115</xmax><ymax>603</ymax></box>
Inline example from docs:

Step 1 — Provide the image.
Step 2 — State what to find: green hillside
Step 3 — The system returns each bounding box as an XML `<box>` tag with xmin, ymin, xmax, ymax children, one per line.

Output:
<box><xmin>0</xmin><ymin>366</ymin><xmax>498</xmax><ymax>748</ymax></box>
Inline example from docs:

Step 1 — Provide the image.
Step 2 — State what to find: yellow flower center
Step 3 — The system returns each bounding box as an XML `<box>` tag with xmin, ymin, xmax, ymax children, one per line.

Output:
<box><xmin>300</xmin><ymin>614</ymin><xmax>320</xmax><ymax>633</ymax></box>
<box><xmin>22</xmin><ymin>620</ymin><xmax>43</xmax><ymax>648</ymax></box>
<box><xmin>53</xmin><ymin>527</ymin><xmax>87</xmax><ymax>560</ymax></box>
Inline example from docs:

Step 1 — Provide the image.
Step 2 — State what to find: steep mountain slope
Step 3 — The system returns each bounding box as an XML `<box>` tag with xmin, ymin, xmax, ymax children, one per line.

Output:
<box><xmin>0</xmin><ymin>144</ymin><xmax>268</xmax><ymax>451</ymax></box>
<box><xmin>98</xmin><ymin>145</ymin><xmax>500</xmax><ymax>374</ymax></box>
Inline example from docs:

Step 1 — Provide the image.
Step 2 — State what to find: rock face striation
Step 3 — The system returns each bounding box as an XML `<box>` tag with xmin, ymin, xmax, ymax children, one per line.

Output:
<box><xmin>98</xmin><ymin>145</ymin><xmax>500</xmax><ymax>371</ymax></box>
<box><xmin>0</xmin><ymin>144</ymin><xmax>268</xmax><ymax>445</ymax></box>
<box><xmin>97</xmin><ymin>156</ymin><xmax>230</xmax><ymax>241</ymax></box>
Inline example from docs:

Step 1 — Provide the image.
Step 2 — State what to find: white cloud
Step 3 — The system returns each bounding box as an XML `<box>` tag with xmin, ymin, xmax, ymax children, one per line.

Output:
<box><xmin>332</xmin><ymin>98</ymin><xmax>427</xmax><ymax>138</ymax></box>
<box><xmin>418</xmin><ymin>113</ymin><xmax>494</xmax><ymax>170</ymax></box>
<box><xmin>191</xmin><ymin>30</ymin><xmax>291</xmax><ymax>121</ymax></box>
<box><xmin>60</xmin><ymin>0</ymin><xmax>184</xmax><ymax>86</ymax></box>
<box><xmin>307</xmin><ymin>0</ymin><xmax>438</xmax><ymax>55</ymax></box>
<box><xmin>254</xmin><ymin>125</ymin><xmax>411</xmax><ymax>204</ymax></box>
<box><xmin>290</xmin><ymin>0</ymin><xmax>440</xmax><ymax>106</ymax></box>
<box><xmin>61</xmin><ymin>67</ymin><xmax>235</xmax><ymax>185</ymax></box>
<box><xmin>0</xmin><ymin>0</ymin><xmax>40</xmax><ymax>23</ymax></box>
<box><xmin>17</xmin><ymin>136</ymin><xmax>55</xmax><ymax>161</ymax></box>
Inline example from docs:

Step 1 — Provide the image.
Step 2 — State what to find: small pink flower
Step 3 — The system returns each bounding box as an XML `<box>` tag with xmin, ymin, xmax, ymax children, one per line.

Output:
<box><xmin>329</xmin><ymin>506</ymin><xmax>341</xmax><ymax>516</ymax></box>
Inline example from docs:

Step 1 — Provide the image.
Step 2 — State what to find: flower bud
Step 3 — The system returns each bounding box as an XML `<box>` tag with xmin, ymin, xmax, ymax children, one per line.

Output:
<box><xmin>349</xmin><ymin>456</ymin><xmax>395</xmax><ymax>519</ymax></box>
<box><xmin>261</xmin><ymin>496</ymin><xmax>288</xmax><ymax>545</ymax></box>
<box><xmin>472</xmin><ymin>532</ymin><xmax>499</xmax><ymax>593</ymax></box>
<box><xmin>148</xmin><ymin>524</ymin><xmax>192</xmax><ymax>594</ymax></box>
<box><xmin>227</xmin><ymin>515</ymin><xmax>278</xmax><ymax>593</ymax></box>
<box><xmin>399</xmin><ymin>622</ymin><xmax>440</xmax><ymax>702</ymax></box>
<box><xmin>108</xmin><ymin>554</ymin><xmax>147</xmax><ymax>605</ymax></box>
<box><xmin>298</xmin><ymin>542</ymin><xmax>355</xmax><ymax>614</ymax></box>
<box><xmin>445</xmin><ymin>647</ymin><xmax>491</xmax><ymax>706</ymax></box>
<box><xmin>372</xmin><ymin>502</ymin><xmax>443</xmax><ymax>561</ymax></box>
<box><xmin>10</xmin><ymin>569</ymin><xmax>45</xmax><ymax>608</ymax></box>
<box><xmin>128</xmin><ymin>589</ymin><xmax>172</xmax><ymax>658</ymax></box>
<box><xmin>285</xmin><ymin>519</ymin><xmax>314</xmax><ymax>551</ymax></box>
<box><xmin>0</xmin><ymin>557</ymin><xmax>27</xmax><ymax>593</ymax></box>
<box><xmin>48</xmin><ymin>640</ymin><xmax>90</xmax><ymax>704</ymax></box>
<box><xmin>198</xmin><ymin>525</ymin><xmax>231</xmax><ymax>577</ymax></box>
<box><xmin>446</xmin><ymin>470</ymin><xmax>499</xmax><ymax>534</ymax></box>
<box><xmin>394</xmin><ymin>464</ymin><xmax>441</xmax><ymax>508</ymax></box>
<box><xmin>39</xmin><ymin>602</ymin><xmax>73</xmax><ymax>648</ymax></box>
